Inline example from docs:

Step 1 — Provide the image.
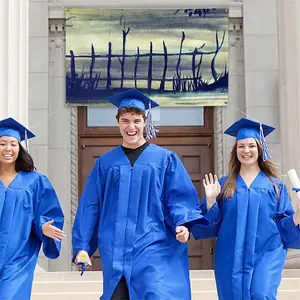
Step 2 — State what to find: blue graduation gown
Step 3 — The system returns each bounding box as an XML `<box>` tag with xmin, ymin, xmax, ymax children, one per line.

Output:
<box><xmin>192</xmin><ymin>171</ymin><xmax>300</xmax><ymax>300</ymax></box>
<box><xmin>0</xmin><ymin>171</ymin><xmax>64</xmax><ymax>300</ymax></box>
<box><xmin>72</xmin><ymin>144</ymin><xmax>209</xmax><ymax>300</ymax></box>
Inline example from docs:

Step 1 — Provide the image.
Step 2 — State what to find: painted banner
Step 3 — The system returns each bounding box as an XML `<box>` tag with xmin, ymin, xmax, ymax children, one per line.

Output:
<box><xmin>66</xmin><ymin>8</ymin><xmax>228</xmax><ymax>106</ymax></box>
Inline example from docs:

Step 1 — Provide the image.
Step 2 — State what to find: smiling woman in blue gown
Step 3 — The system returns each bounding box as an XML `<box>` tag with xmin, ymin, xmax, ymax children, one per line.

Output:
<box><xmin>0</xmin><ymin>117</ymin><xmax>65</xmax><ymax>300</ymax></box>
<box><xmin>192</xmin><ymin>118</ymin><xmax>300</xmax><ymax>300</ymax></box>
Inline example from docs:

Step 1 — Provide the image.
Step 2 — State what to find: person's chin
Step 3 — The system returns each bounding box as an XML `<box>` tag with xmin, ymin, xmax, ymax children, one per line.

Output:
<box><xmin>0</xmin><ymin>159</ymin><xmax>15</xmax><ymax>165</ymax></box>
<box><xmin>127</xmin><ymin>137</ymin><xmax>137</xmax><ymax>143</ymax></box>
<box><xmin>124</xmin><ymin>138</ymin><xmax>139</xmax><ymax>147</ymax></box>
<box><xmin>240</xmin><ymin>159</ymin><xmax>257</xmax><ymax>165</ymax></box>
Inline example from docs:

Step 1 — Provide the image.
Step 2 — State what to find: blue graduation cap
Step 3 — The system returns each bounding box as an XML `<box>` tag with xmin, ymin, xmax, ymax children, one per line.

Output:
<box><xmin>107</xmin><ymin>89</ymin><xmax>159</xmax><ymax>111</ymax></box>
<box><xmin>107</xmin><ymin>89</ymin><xmax>159</xmax><ymax>139</ymax></box>
<box><xmin>0</xmin><ymin>117</ymin><xmax>35</xmax><ymax>146</ymax></box>
<box><xmin>224</xmin><ymin>118</ymin><xmax>275</xmax><ymax>161</ymax></box>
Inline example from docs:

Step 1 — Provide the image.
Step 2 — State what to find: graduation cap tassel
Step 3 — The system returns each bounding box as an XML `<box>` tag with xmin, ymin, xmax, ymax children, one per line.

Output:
<box><xmin>146</xmin><ymin>101</ymin><xmax>158</xmax><ymax>139</ymax></box>
<box><xmin>25</xmin><ymin>129</ymin><xmax>28</xmax><ymax>151</ymax></box>
<box><xmin>259</xmin><ymin>123</ymin><xmax>272</xmax><ymax>161</ymax></box>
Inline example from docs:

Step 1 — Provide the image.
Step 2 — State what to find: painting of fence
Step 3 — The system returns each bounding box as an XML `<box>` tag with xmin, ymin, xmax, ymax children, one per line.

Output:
<box><xmin>66</xmin><ymin>8</ymin><xmax>228</xmax><ymax>106</ymax></box>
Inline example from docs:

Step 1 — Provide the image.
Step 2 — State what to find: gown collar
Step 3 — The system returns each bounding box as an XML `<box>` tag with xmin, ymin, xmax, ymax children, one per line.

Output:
<box><xmin>236</xmin><ymin>170</ymin><xmax>273</xmax><ymax>189</ymax></box>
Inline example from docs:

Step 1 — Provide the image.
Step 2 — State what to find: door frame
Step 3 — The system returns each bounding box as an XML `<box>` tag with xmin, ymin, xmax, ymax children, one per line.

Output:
<box><xmin>77</xmin><ymin>106</ymin><xmax>215</xmax><ymax>269</ymax></box>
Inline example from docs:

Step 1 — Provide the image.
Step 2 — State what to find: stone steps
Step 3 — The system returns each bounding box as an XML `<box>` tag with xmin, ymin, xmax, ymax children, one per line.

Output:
<box><xmin>30</xmin><ymin>291</ymin><xmax>300</xmax><ymax>300</ymax></box>
<box><xmin>32</xmin><ymin>278</ymin><xmax>300</xmax><ymax>293</ymax></box>
<box><xmin>31</xmin><ymin>270</ymin><xmax>300</xmax><ymax>300</ymax></box>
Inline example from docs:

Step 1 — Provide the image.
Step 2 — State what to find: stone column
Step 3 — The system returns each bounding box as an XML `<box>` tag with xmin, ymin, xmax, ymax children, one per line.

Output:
<box><xmin>0</xmin><ymin>0</ymin><xmax>9</xmax><ymax>118</ymax></box>
<box><xmin>221</xmin><ymin>5</ymin><xmax>245</xmax><ymax>175</ymax></box>
<box><xmin>8</xmin><ymin>0</ymin><xmax>21</xmax><ymax>120</ymax></box>
<box><xmin>48</xmin><ymin>4</ymin><xmax>73</xmax><ymax>271</ymax></box>
<box><xmin>19</xmin><ymin>0</ymin><xmax>30</xmax><ymax>126</ymax></box>
<box><xmin>0</xmin><ymin>0</ymin><xmax>29</xmax><ymax>125</ymax></box>
<box><xmin>277</xmin><ymin>0</ymin><xmax>300</xmax><ymax>268</ymax></box>
<box><xmin>29</xmin><ymin>0</ymin><xmax>50</xmax><ymax>272</ymax></box>
<box><xmin>243</xmin><ymin>0</ymin><xmax>281</xmax><ymax>164</ymax></box>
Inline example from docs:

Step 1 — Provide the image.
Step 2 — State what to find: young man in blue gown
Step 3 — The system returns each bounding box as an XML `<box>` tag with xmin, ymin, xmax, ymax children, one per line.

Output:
<box><xmin>72</xmin><ymin>89</ymin><xmax>213</xmax><ymax>300</ymax></box>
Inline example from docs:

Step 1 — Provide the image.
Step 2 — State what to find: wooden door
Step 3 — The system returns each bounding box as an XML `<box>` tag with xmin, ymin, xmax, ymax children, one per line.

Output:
<box><xmin>78</xmin><ymin>107</ymin><xmax>215</xmax><ymax>270</ymax></box>
<box><xmin>159</xmin><ymin>141</ymin><xmax>214</xmax><ymax>270</ymax></box>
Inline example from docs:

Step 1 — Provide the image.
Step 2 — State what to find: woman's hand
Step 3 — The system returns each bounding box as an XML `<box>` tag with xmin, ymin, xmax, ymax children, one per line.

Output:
<box><xmin>175</xmin><ymin>226</ymin><xmax>189</xmax><ymax>243</ymax></box>
<box><xmin>203</xmin><ymin>173</ymin><xmax>221</xmax><ymax>211</ymax></box>
<box><xmin>293</xmin><ymin>196</ymin><xmax>300</xmax><ymax>226</ymax></box>
<box><xmin>42</xmin><ymin>220</ymin><xmax>66</xmax><ymax>242</ymax></box>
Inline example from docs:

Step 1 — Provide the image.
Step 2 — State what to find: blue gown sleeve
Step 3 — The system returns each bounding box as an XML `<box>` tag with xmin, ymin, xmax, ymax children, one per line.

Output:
<box><xmin>190</xmin><ymin>199</ymin><xmax>221</xmax><ymax>240</ymax></box>
<box><xmin>162</xmin><ymin>152</ymin><xmax>209</xmax><ymax>232</ymax></box>
<box><xmin>72</xmin><ymin>158</ymin><xmax>103</xmax><ymax>260</ymax></box>
<box><xmin>276</xmin><ymin>182</ymin><xmax>300</xmax><ymax>249</ymax></box>
<box><xmin>33</xmin><ymin>175</ymin><xmax>64</xmax><ymax>259</ymax></box>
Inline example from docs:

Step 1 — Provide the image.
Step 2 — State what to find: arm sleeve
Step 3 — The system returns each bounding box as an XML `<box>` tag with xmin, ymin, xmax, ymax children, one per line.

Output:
<box><xmin>72</xmin><ymin>158</ymin><xmax>104</xmax><ymax>260</ymax></box>
<box><xmin>190</xmin><ymin>198</ymin><xmax>221</xmax><ymax>240</ymax></box>
<box><xmin>32</xmin><ymin>175</ymin><xmax>65</xmax><ymax>259</ymax></box>
<box><xmin>162</xmin><ymin>152</ymin><xmax>209</xmax><ymax>232</ymax></box>
<box><xmin>276</xmin><ymin>182</ymin><xmax>300</xmax><ymax>249</ymax></box>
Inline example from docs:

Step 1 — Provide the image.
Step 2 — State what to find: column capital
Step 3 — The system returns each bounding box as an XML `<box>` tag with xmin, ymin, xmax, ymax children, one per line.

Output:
<box><xmin>229</xmin><ymin>3</ymin><xmax>243</xmax><ymax>18</ymax></box>
<box><xmin>48</xmin><ymin>2</ymin><xmax>65</xmax><ymax>20</ymax></box>
<box><xmin>49</xmin><ymin>18</ymin><xmax>66</xmax><ymax>42</ymax></box>
<box><xmin>228</xmin><ymin>17</ymin><xmax>243</xmax><ymax>32</ymax></box>
<box><xmin>49</xmin><ymin>18</ymin><xmax>66</xmax><ymax>32</ymax></box>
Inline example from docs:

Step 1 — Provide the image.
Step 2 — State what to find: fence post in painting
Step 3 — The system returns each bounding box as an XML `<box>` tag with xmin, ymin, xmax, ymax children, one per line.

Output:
<box><xmin>70</xmin><ymin>50</ymin><xmax>76</xmax><ymax>83</ymax></box>
<box><xmin>175</xmin><ymin>31</ymin><xmax>185</xmax><ymax>92</ymax></box>
<box><xmin>192</xmin><ymin>48</ymin><xmax>197</xmax><ymax>90</ymax></box>
<box><xmin>89</xmin><ymin>44</ymin><xmax>95</xmax><ymax>89</ymax></box>
<box><xmin>106</xmin><ymin>42</ymin><xmax>112</xmax><ymax>89</ymax></box>
<box><xmin>134</xmin><ymin>46</ymin><xmax>140</xmax><ymax>88</ymax></box>
<box><xmin>159</xmin><ymin>41</ymin><xmax>168</xmax><ymax>91</ymax></box>
<box><xmin>147</xmin><ymin>42</ymin><xmax>153</xmax><ymax>91</ymax></box>
<box><xmin>192</xmin><ymin>48</ymin><xmax>203</xmax><ymax>91</ymax></box>
<box><xmin>120</xmin><ymin>27</ymin><xmax>130</xmax><ymax>88</ymax></box>
<box><xmin>197</xmin><ymin>54</ymin><xmax>203</xmax><ymax>83</ymax></box>
<box><xmin>211</xmin><ymin>31</ymin><xmax>226</xmax><ymax>82</ymax></box>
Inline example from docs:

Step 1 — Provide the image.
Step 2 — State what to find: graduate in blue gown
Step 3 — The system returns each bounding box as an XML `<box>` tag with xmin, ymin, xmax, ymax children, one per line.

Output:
<box><xmin>0</xmin><ymin>117</ymin><xmax>65</xmax><ymax>300</ymax></box>
<box><xmin>72</xmin><ymin>89</ymin><xmax>210</xmax><ymax>300</ymax></box>
<box><xmin>192</xmin><ymin>118</ymin><xmax>300</xmax><ymax>300</ymax></box>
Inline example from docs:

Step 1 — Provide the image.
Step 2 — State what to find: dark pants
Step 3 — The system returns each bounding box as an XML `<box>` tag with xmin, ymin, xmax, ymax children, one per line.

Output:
<box><xmin>111</xmin><ymin>276</ymin><xmax>130</xmax><ymax>300</ymax></box>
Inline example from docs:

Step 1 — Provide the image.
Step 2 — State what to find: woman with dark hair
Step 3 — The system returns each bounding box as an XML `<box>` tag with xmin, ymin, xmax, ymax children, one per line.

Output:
<box><xmin>192</xmin><ymin>118</ymin><xmax>300</xmax><ymax>300</ymax></box>
<box><xmin>0</xmin><ymin>117</ymin><xmax>65</xmax><ymax>300</ymax></box>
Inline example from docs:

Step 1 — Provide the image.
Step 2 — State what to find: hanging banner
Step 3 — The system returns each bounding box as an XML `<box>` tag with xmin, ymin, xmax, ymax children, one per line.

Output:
<box><xmin>66</xmin><ymin>8</ymin><xmax>228</xmax><ymax>106</ymax></box>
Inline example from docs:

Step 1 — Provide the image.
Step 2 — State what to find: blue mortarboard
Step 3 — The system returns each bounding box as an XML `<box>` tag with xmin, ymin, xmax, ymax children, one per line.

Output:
<box><xmin>106</xmin><ymin>89</ymin><xmax>159</xmax><ymax>111</ymax></box>
<box><xmin>0</xmin><ymin>117</ymin><xmax>35</xmax><ymax>143</ymax></box>
<box><xmin>107</xmin><ymin>89</ymin><xmax>159</xmax><ymax>139</ymax></box>
<box><xmin>224</xmin><ymin>118</ymin><xmax>275</xmax><ymax>140</ymax></box>
<box><xmin>224</xmin><ymin>118</ymin><xmax>275</xmax><ymax>161</ymax></box>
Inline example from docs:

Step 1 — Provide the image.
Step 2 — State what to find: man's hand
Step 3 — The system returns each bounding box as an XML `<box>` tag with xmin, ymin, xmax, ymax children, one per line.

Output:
<box><xmin>74</xmin><ymin>250</ymin><xmax>92</xmax><ymax>269</ymax></box>
<box><xmin>175</xmin><ymin>226</ymin><xmax>189</xmax><ymax>243</ymax></box>
<box><xmin>42</xmin><ymin>220</ymin><xmax>66</xmax><ymax>242</ymax></box>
